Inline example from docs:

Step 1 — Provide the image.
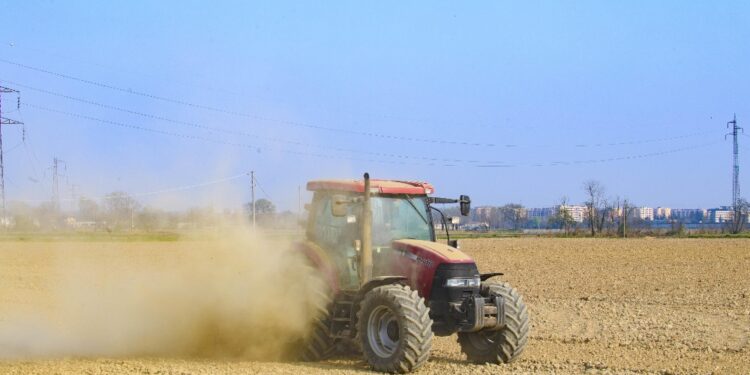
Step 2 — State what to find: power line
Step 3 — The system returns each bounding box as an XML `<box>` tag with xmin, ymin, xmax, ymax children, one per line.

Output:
<box><xmin>5</xmin><ymin>76</ymin><xmax>718</xmax><ymax>150</ymax></box>
<box><xmin>8</xmin><ymin>84</ymin><xmax>490</xmax><ymax>164</ymax></box>
<box><xmin>2</xmin><ymin>80</ymin><xmax>720</xmax><ymax>165</ymax></box>
<box><xmin>17</xmin><ymin>172</ymin><xmax>250</xmax><ymax>204</ymax></box>
<box><xmin>131</xmin><ymin>173</ymin><xmax>248</xmax><ymax>199</ymax></box>
<box><xmin>17</xmin><ymin>103</ymin><xmax>44</xmax><ymax>186</ymax></box>
<box><xmin>476</xmin><ymin>140</ymin><xmax>722</xmax><ymax>168</ymax></box>
<box><xmin>24</xmin><ymin>102</ymin><xmax>722</xmax><ymax>169</ymax></box>
<box><xmin>253</xmin><ymin>175</ymin><xmax>273</xmax><ymax>201</ymax></box>
<box><xmin>2</xmin><ymin>42</ymin><xmax>518</xmax><ymax>132</ymax></box>
<box><xmin>18</xmin><ymin>102</ymin><xmax>501</xmax><ymax>165</ymax></box>
<box><xmin>23</xmin><ymin>103</ymin><xmax>455</xmax><ymax>167</ymax></box>
<box><xmin>24</xmin><ymin>102</ymin><xmax>721</xmax><ymax>170</ymax></box>
<box><xmin>0</xmin><ymin>58</ymin><xmax>499</xmax><ymax>147</ymax></box>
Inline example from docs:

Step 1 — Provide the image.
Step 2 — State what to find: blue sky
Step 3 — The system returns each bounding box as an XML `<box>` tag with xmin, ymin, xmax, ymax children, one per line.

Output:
<box><xmin>1</xmin><ymin>1</ymin><xmax>748</xmax><ymax>211</ymax></box>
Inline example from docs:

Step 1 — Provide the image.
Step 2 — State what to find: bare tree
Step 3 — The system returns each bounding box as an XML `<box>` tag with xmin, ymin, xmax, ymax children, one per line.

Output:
<box><xmin>606</xmin><ymin>196</ymin><xmax>623</xmax><ymax>235</ymax></box>
<box><xmin>596</xmin><ymin>198</ymin><xmax>609</xmax><ymax>234</ymax></box>
<box><xmin>103</xmin><ymin>191</ymin><xmax>141</xmax><ymax>229</ymax></box>
<box><xmin>78</xmin><ymin>196</ymin><xmax>100</xmax><ymax>221</ymax></box>
<box><xmin>500</xmin><ymin>204</ymin><xmax>526</xmax><ymax>231</ymax></box>
<box><xmin>583</xmin><ymin>180</ymin><xmax>605</xmax><ymax>236</ymax></box>
<box><xmin>730</xmin><ymin>198</ymin><xmax>748</xmax><ymax>234</ymax></box>
<box><xmin>244</xmin><ymin>198</ymin><xmax>277</xmax><ymax>225</ymax></box>
<box><xmin>554</xmin><ymin>196</ymin><xmax>575</xmax><ymax>235</ymax></box>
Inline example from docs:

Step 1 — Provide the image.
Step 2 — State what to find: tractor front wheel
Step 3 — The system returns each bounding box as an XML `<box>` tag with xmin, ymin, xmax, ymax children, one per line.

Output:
<box><xmin>457</xmin><ymin>281</ymin><xmax>529</xmax><ymax>364</ymax></box>
<box><xmin>357</xmin><ymin>284</ymin><xmax>432</xmax><ymax>373</ymax></box>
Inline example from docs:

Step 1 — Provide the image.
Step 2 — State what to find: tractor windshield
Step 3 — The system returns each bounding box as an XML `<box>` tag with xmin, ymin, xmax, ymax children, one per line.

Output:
<box><xmin>371</xmin><ymin>195</ymin><xmax>432</xmax><ymax>246</ymax></box>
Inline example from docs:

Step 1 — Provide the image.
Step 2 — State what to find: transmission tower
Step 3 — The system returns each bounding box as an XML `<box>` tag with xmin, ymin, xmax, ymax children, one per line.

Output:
<box><xmin>726</xmin><ymin>114</ymin><xmax>746</xmax><ymax>232</ymax></box>
<box><xmin>0</xmin><ymin>86</ymin><xmax>24</xmax><ymax>221</ymax></box>
<box><xmin>727</xmin><ymin>115</ymin><xmax>742</xmax><ymax>208</ymax></box>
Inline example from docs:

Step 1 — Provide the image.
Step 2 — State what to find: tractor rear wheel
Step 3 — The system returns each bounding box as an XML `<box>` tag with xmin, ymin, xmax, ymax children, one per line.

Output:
<box><xmin>357</xmin><ymin>284</ymin><xmax>432</xmax><ymax>373</ymax></box>
<box><xmin>457</xmin><ymin>281</ymin><xmax>529</xmax><ymax>364</ymax></box>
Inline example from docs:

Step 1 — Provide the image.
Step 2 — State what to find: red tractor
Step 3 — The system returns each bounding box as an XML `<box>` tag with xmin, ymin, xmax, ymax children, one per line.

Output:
<box><xmin>296</xmin><ymin>173</ymin><xmax>529</xmax><ymax>373</ymax></box>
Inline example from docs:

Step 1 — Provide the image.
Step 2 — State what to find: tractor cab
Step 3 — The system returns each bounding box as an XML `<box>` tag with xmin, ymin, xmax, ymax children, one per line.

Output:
<box><xmin>305</xmin><ymin>177</ymin><xmax>469</xmax><ymax>290</ymax></box>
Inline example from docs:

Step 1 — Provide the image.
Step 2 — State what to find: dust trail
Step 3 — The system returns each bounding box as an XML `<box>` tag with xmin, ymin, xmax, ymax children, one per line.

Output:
<box><xmin>0</xmin><ymin>226</ymin><xmax>325</xmax><ymax>360</ymax></box>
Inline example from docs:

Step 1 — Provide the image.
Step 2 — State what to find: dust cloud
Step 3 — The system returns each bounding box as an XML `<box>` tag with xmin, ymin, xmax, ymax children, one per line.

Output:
<box><xmin>0</xmin><ymin>226</ymin><xmax>326</xmax><ymax>360</ymax></box>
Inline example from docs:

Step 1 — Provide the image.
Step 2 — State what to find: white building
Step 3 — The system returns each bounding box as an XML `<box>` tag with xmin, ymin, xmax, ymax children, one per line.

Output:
<box><xmin>654</xmin><ymin>207</ymin><xmax>672</xmax><ymax>220</ymax></box>
<box><xmin>559</xmin><ymin>205</ymin><xmax>587</xmax><ymax>223</ymax></box>
<box><xmin>707</xmin><ymin>207</ymin><xmax>734</xmax><ymax>223</ymax></box>
<box><xmin>631</xmin><ymin>207</ymin><xmax>654</xmax><ymax>221</ymax></box>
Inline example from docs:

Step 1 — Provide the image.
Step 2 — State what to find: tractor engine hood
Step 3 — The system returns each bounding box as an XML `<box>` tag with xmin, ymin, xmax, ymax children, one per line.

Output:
<box><xmin>391</xmin><ymin>239</ymin><xmax>475</xmax><ymax>267</ymax></box>
<box><xmin>390</xmin><ymin>239</ymin><xmax>477</xmax><ymax>300</ymax></box>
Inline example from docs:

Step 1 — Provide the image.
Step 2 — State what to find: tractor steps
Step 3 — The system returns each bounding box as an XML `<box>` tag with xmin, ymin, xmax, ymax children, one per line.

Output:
<box><xmin>329</xmin><ymin>292</ymin><xmax>357</xmax><ymax>339</ymax></box>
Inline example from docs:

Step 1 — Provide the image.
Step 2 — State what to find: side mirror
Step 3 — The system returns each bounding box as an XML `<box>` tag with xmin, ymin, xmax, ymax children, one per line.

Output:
<box><xmin>448</xmin><ymin>239</ymin><xmax>460</xmax><ymax>249</ymax></box>
<box><xmin>331</xmin><ymin>194</ymin><xmax>349</xmax><ymax>217</ymax></box>
<box><xmin>459</xmin><ymin>195</ymin><xmax>471</xmax><ymax>216</ymax></box>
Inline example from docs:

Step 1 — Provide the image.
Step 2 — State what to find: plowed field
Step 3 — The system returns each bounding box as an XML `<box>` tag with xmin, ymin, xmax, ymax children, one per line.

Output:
<box><xmin>1</xmin><ymin>238</ymin><xmax>748</xmax><ymax>374</ymax></box>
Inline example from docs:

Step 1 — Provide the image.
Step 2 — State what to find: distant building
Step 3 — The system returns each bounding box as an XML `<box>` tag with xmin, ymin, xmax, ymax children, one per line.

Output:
<box><xmin>707</xmin><ymin>207</ymin><xmax>734</xmax><ymax>223</ymax></box>
<box><xmin>654</xmin><ymin>207</ymin><xmax>672</xmax><ymax>220</ymax></box>
<box><xmin>559</xmin><ymin>205</ymin><xmax>587</xmax><ymax>223</ymax></box>
<box><xmin>474</xmin><ymin>206</ymin><xmax>494</xmax><ymax>221</ymax></box>
<box><xmin>671</xmin><ymin>208</ymin><xmax>706</xmax><ymax>223</ymax></box>
<box><xmin>527</xmin><ymin>207</ymin><xmax>556</xmax><ymax>221</ymax></box>
<box><xmin>631</xmin><ymin>207</ymin><xmax>654</xmax><ymax>221</ymax></box>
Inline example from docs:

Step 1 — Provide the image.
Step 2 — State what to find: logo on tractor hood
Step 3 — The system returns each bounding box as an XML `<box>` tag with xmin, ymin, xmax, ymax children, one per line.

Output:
<box><xmin>395</xmin><ymin>248</ymin><xmax>434</xmax><ymax>268</ymax></box>
<box><xmin>391</xmin><ymin>239</ymin><xmax>474</xmax><ymax>268</ymax></box>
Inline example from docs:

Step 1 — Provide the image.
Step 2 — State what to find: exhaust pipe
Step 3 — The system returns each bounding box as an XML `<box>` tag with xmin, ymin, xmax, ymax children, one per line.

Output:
<box><xmin>361</xmin><ymin>172</ymin><xmax>373</xmax><ymax>285</ymax></box>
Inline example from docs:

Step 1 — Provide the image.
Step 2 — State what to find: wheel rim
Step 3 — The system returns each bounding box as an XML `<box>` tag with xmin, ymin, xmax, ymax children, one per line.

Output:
<box><xmin>367</xmin><ymin>305</ymin><xmax>400</xmax><ymax>358</ymax></box>
<box><xmin>468</xmin><ymin>330</ymin><xmax>498</xmax><ymax>352</ymax></box>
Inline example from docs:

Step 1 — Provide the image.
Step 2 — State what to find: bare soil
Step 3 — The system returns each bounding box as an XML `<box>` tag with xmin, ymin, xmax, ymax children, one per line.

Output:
<box><xmin>1</xmin><ymin>238</ymin><xmax>748</xmax><ymax>374</ymax></box>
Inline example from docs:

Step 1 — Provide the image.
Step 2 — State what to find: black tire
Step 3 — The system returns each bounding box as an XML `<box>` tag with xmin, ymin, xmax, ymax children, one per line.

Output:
<box><xmin>457</xmin><ymin>281</ymin><xmax>529</xmax><ymax>364</ymax></box>
<box><xmin>293</xmin><ymin>265</ymin><xmax>336</xmax><ymax>362</ymax></box>
<box><xmin>299</xmin><ymin>307</ymin><xmax>335</xmax><ymax>361</ymax></box>
<box><xmin>357</xmin><ymin>284</ymin><xmax>432</xmax><ymax>373</ymax></box>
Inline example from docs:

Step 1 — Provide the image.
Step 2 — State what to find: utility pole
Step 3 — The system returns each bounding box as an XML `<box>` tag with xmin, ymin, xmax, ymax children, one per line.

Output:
<box><xmin>0</xmin><ymin>86</ymin><xmax>23</xmax><ymax>222</ymax></box>
<box><xmin>70</xmin><ymin>184</ymin><xmax>79</xmax><ymax>213</ymax></box>
<box><xmin>250</xmin><ymin>171</ymin><xmax>256</xmax><ymax>229</ymax></box>
<box><xmin>727</xmin><ymin>114</ymin><xmax>744</xmax><ymax>232</ymax></box>
<box><xmin>52</xmin><ymin>157</ymin><xmax>66</xmax><ymax>213</ymax></box>
<box><xmin>621</xmin><ymin>200</ymin><xmax>628</xmax><ymax>238</ymax></box>
<box><xmin>298</xmin><ymin>184</ymin><xmax>303</xmax><ymax>234</ymax></box>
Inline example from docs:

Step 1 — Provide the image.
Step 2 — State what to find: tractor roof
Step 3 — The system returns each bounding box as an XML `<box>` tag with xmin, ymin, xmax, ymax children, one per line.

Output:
<box><xmin>307</xmin><ymin>179</ymin><xmax>434</xmax><ymax>195</ymax></box>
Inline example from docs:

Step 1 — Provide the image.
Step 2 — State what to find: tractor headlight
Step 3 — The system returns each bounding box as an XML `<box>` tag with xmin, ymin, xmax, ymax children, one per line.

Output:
<box><xmin>445</xmin><ymin>277</ymin><xmax>480</xmax><ymax>288</ymax></box>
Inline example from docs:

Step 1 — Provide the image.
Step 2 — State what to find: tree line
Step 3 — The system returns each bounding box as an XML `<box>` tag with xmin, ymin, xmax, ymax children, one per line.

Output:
<box><xmin>5</xmin><ymin>192</ymin><xmax>296</xmax><ymax>232</ymax></box>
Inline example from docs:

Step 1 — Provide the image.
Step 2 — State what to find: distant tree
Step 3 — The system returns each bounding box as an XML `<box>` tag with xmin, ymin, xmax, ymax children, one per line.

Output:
<box><xmin>583</xmin><ymin>180</ymin><xmax>605</xmax><ymax>236</ymax></box>
<box><xmin>244</xmin><ymin>199</ymin><xmax>276</xmax><ymax>225</ymax></box>
<box><xmin>78</xmin><ymin>196</ymin><xmax>100</xmax><ymax>221</ymax></box>
<box><xmin>136</xmin><ymin>207</ymin><xmax>167</xmax><ymax>231</ymax></box>
<box><xmin>606</xmin><ymin>196</ymin><xmax>623</xmax><ymax>235</ymax></box>
<box><xmin>255</xmin><ymin>199</ymin><xmax>276</xmax><ymax>215</ymax></box>
<box><xmin>103</xmin><ymin>191</ymin><xmax>140</xmax><ymax>229</ymax></box>
<box><xmin>488</xmin><ymin>207</ymin><xmax>502</xmax><ymax>229</ymax></box>
<box><xmin>730</xmin><ymin>198</ymin><xmax>748</xmax><ymax>234</ymax></box>
<box><xmin>186</xmin><ymin>207</ymin><xmax>217</xmax><ymax>227</ymax></box>
<box><xmin>500</xmin><ymin>204</ymin><xmax>526</xmax><ymax>231</ymax></box>
<box><xmin>552</xmin><ymin>196</ymin><xmax>576</xmax><ymax>235</ymax></box>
